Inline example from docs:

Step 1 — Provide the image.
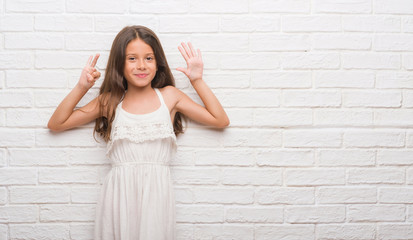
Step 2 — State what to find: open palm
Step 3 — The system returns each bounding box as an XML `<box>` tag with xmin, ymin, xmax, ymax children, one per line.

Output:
<box><xmin>177</xmin><ymin>42</ymin><xmax>203</xmax><ymax>82</ymax></box>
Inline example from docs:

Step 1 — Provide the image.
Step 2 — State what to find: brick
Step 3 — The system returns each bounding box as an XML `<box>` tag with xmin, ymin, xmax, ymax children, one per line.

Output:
<box><xmin>284</xmin><ymin>129</ymin><xmax>342</xmax><ymax>148</ymax></box>
<box><xmin>70</xmin><ymin>224</ymin><xmax>94</xmax><ymax>240</ymax></box>
<box><xmin>39</xmin><ymin>168</ymin><xmax>98</xmax><ymax>184</ymax></box>
<box><xmin>174</xmin><ymin>187</ymin><xmax>194</xmax><ymax>204</ymax></box>
<box><xmin>221</xmin><ymin>128</ymin><xmax>282</xmax><ymax>147</ymax></box>
<box><xmin>286</xmin><ymin>168</ymin><xmax>345</xmax><ymax>186</ymax></box>
<box><xmin>283</xmin><ymin>90</ymin><xmax>341</xmax><ymax>107</ymax></box>
<box><xmin>404</xmin><ymin>90</ymin><xmax>413</xmax><ymax>107</ymax></box>
<box><xmin>409</xmin><ymin>168</ymin><xmax>413</xmax><ymax>184</ymax></box>
<box><xmin>348</xmin><ymin>204</ymin><xmax>405</xmax><ymax>222</ymax></box>
<box><xmin>252</xmin><ymin>71</ymin><xmax>311</xmax><ymax>89</ymax></box>
<box><xmin>160</xmin><ymin>16</ymin><xmax>219</xmax><ymax>33</ymax></box>
<box><xmin>36</xmin><ymin>128</ymin><xmax>99</xmax><ymax>147</ymax></box>
<box><xmin>190</xmin><ymin>0</ymin><xmax>248</xmax><ymax>13</ymax></box>
<box><xmin>10</xmin><ymin>187</ymin><xmax>70</xmax><ymax>204</ymax></box>
<box><xmin>9</xmin><ymin>224</ymin><xmax>69</xmax><ymax>240</ymax></box>
<box><xmin>217</xmin><ymin>90</ymin><xmax>280</xmax><ymax>107</ymax></box>
<box><xmin>40</xmin><ymin>204</ymin><xmax>95</xmax><ymax>222</ymax></box>
<box><xmin>404</xmin><ymin>17</ymin><xmax>413</xmax><ymax>33</ymax></box>
<box><xmin>318</xmin><ymin>150</ymin><xmax>376</xmax><ymax>167</ymax></box>
<box><xmin>256</xmin><ymin>187</ymin><xmax>315</xmax><ymax>205</ymax></box>
<box><xmin>283</xmin><ymin>16</ymin><xmax>341</xmax><ymax>32</ymax></box>
<box><xmin>408</xmin><ymin>131</ymin><xmax>413</xmax><ymax>147</ymax></box>
<box><xmin>176</xmin><ymin>128</ymin><xmax>223</xmax><ymax>147</ymax></box>
<box><xmin>95</xmin><ymin>16</ymin><xmax>158</xmax><ymax>32</ymax></box>
<box><xmin>221</xmin><ymin>15</ymin><xmax>280</xmax><ymax>32</ymax></box>
<box><xmin>176</xmin><ymin>205</ymin><xmax>224</xmax><ymax>223</ymax></box>
<box><xmin>403</xmin><ymin>54</ymin><xmax>413</xmax><ymax>70</ymax></box>
<box><xmin>375</xmin><ymin>110</ymin><xmax>413</xmax><ymax>127</ymax></box>
<box><xmin>0</xmin><ymin>53</ymin><xmax>33</xmax><ymax>69</ymax></box>
<box><xmin>343</xmin><ymin>90</ymin><xmax>401</xmax><ymax>107</ymax></box>
<box><xmin>226</xmin><ymin>206</ymin><xmax>283</xmax><ymax>223</ymax></box>
<box><xmin>0</xmin><ymin>15</ymin><xmax>33</xmax><ymax>31</ymax></box>
<box><xmin>314</xmin><ymin>0</ymin><xmax>372</xmax><ymax>13</ymax></box>
<box><xmin>203</xmin><ymin>72</ymin><xmax>250</xmax><ymax>89</ymax></box>
<box><xmin>282</xmin><ymin>53</ymin><xmax>340</xmax><ymax>70</ymax></box>
<box><xmin>193</xmin><ymin>187</ymin><xmax>254</xmax><ymax>204</ymax></box>
<box><xmin>375</xmin><ymin>34</ymin><xmax>413</xmax><ymax>51</ymax></box>
<box><xmin>314</xmin><ymin>110</ymin><xmax>373</xmax><ymax>126</ymax></box>
<box><xmin>317</xmin><ymin>187</ymin><xmax>377</xmax><ymax>204</ymax></box>
<box><xmin>375</xmin><ymin>0</ymin><xmax>413</xmax><ymax>14</ymax></box>
<box><xmin>314</xmin><ymin>33</ymin><xmax>371</xmax><ymax>50</ymax></box>
<box><xmin>193</xmin><ymin>224</ymin><xmax>253</xmax><ymax>240</ymax></box>
<box><xmin>6</xmin><ymin>0</ymin><xmax>64</xmax><ymax>13</ymax></box>
<box><xmin>0</xmin><ymin>148</ymin><xmax>5</xmax><ymax>167</ymax></box>
<box><xmin>222</xmin><ymin>168</ymin><xmax>282</xmax><ymax>186</ymax></box>
<box><xmin>172</xmin><ymin>167</ymin><xmax>221</xmax><ymax>185</ymax></box>
<box><xmin>317</xmin><ymin>224</ymin><xmax>376</xmax><ymax>240</ymax></box>
<box><xmin>379</xmin><ymin>187</ymin><xmax>413</xmax><ymax>203</ymax></box>
<box><xmin>71</xmin><ymin>187</ymin><xmax>100</xmax><ymax>203</ymax></box>
<box><xmin>68</xmin><ymin>148</ymin><xmax>108</xmax><ymax>165</ymax></box>
<box><xmin>315</xmin><ymin>71</ymin><xmax>375</xmax><ymax>88</ymax></box>
<box><xmin>0</xmin><ymin>188</ymin><xmax>6</xmax><ymax>205</ymax></box>
<box><xmin>0</xmin><ymin>224</ymin><xmax>6</xmax><ymax>239</ymax></box>
<box><xmin>251</xmin><ymin>34</ymin><xmax>310</xmax><ymax>51</ymax></box>
<box><xmin>220</xmin><ymin>53</ymin><xmax>281</xmax><ymax>70</ymax></box>
<box><xmin>65</xmin><ymin>33</ymin><xmax>115</xmax><ymax>51</ymax></box>
<box><xmin>130</xmin><ymin>0</ymin><xmax>188</xmax><ymax>13</ymax></box>
<box><xmin>348</xmin><ymin>168</ymin><xmax>404</xmax><ymax>184</ymax></box>
<box><xmin>0</xmin><ymin>129</ymin><xmax>35</xmax><ymax>147</ymax></box>
<box><xmin>255</xmin><ymin>225</ymin><xmax>315</xmax><ymax>240</ymax></box>
<box><xmin>378</xmin><ymin>224</ymin><xmax>413</xmax><ymax>240</ymax></box>
<box><xmin>344</xmin><ymin>16</ymin><xmax>401</xmax><ymax>32</ymax></box>
<box><xmin>66</xmin><ymin>0</ymin><xmax>127</xmax><ymax>13</ymax></box>
<box><xmin>191</xmin><ymin>34</ymin><xmax>248</xmax><ymax>52</ymax></box>
<box><xmin>5</xmin><ymin>33</ymin><xmax>63</xmax><ymax>50</ymax></box>
<box><xmin>286</xmin><ymin>206</ymin><xmax>345</xmax><ymax>223</ymax></box>
<box><xmin>0</xmin><ymin>206</ymin><xmax>37</xmax><ymax>223</ymax></box>
<box><xmin>9</xmin><ymin>148</ymin><xmax>68</xmax><ymax>166</ymax></box>
<box><xmin>378</xmin><ymin>150</ymin><xmax>413</xmax><ymax>166</ymax></box>
<box><xmin>6</xmin><ymin>70</ymin><xmax>67</xmax><ymax>88</ymax></box>
<box><xmin>35</xmin><ymin>15</ymin><xmax>93</xmax><ymax>32</ymax></box>
<box><xmin>0</xmin><ymin>91</ymin><xmax>32</xmax><ymax>107</ymax></box>
<box><xmin>195</xmin><ymin>150</ymin><xmax>255</xmax><ymax>166</ymax></box>
<box><xmin>7</xmin><ymin>109</ymin><xmax>53</xmax><ymax>127</ymax></box>
<box><xmin>343</xmin><ymin>130</ymin><xmax>405</xmax><ymax>147</ymax></box>
<box><xmin>251</xmin><ymin>0</ymin><xmax>310</xmax><ymax>13</ymax></box>
<box><xmin>256</xmin><ymin>150</ymin><xmax>314</xmax><ymax>167</ymax></box>
<box><xmin>255</xmin><ymin>109</ymin><xmax>313</xmax><ymax>127</ymax></box>
<box><xmin>376</xmin><ymin>72</ymin><xmax>413</xmax><ymax>89</ymax></box>
<box><xmin>342</xmin><ymin>53</ymin><xmax>401</xmax><ymax>69</ymax></box>
<box><xmin>35</xmin><ymin>52</ymin><xmax>96</xmax><ymax>69</ymax></box>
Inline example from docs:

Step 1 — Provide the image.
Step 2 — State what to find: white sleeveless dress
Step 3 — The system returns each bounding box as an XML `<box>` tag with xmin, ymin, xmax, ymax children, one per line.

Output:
<box><xmin>94</xmin><ymin>88</ymin><xmax>177</xmax><ymax>240</ymax></box>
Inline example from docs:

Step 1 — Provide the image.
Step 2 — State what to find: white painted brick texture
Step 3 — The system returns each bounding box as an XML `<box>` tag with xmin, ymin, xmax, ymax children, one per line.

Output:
<box><xmin>0</xmin><ymin>0</ymin><xmax>412</xmax><ymax>239</ymax></box>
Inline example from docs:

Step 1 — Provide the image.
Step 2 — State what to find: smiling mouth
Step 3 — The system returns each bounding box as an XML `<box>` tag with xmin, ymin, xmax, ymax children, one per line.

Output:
<box><xmin>135</xmin><ymin>74</ymin><xmax>148</xmax><ymax>78</ymax></box>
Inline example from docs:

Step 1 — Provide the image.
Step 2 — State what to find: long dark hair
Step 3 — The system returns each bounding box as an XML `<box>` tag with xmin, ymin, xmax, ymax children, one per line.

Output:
<box><xmin>94</xmin><ymin>25</ymin><xmax>185</xmax><ymax>142</ymax></box>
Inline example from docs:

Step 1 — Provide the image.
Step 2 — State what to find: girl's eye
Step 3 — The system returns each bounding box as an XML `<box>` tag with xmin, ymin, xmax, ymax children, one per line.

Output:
<box><xmin>128</xmin><ymin>57</ymin><xmax>136</xmax><ymax>61</ymax></box>
<box><xmin>146</xmin><ymin>57</ymin><xmax>154</xmax><ymax>61</ymax></box>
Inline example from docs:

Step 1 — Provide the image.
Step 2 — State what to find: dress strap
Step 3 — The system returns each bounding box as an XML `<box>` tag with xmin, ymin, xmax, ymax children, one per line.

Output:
<box><xmin>154</xmin><ymin>88</ymin><xmax>167</xmax><ymax>107</ymax></box>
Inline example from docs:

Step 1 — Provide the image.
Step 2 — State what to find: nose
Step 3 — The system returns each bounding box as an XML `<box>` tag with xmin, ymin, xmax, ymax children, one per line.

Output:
<box><xmin>136</xmin><ymin>59</ymin><xmax>146</xmax><ymax>70</ymax></box>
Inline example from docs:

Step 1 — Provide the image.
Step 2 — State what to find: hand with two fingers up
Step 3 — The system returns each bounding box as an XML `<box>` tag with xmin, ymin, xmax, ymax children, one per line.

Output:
<box><xmin>78</xmin><ymin>54</ymin><xmax>101</xmax><ymax>91</ymax></box>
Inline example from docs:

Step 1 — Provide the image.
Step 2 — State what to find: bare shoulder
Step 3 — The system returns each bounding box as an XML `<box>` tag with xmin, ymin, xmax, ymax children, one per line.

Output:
<box><xmin>159</xmin><ymin>85</ymin><xmax>185</xmax><ymax>112</ymax></box>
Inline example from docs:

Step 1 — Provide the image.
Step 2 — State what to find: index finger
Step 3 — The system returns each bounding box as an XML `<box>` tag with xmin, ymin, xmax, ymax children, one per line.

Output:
<box><xmin>90</xmin><ymin>53</ymin><xmax>100</xmax><ymax>67</ymax></box>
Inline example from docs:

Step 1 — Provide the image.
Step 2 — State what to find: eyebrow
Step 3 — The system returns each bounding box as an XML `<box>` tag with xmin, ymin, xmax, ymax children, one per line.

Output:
<box><xmin>126</xmin><ymin>53</ymin><xmax>154</xmax><ymax>56</ymax></box>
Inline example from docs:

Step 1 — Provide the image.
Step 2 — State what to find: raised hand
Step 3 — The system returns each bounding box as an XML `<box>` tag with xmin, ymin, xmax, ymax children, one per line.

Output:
<box><xmin>177</xmin><ymin>42</ymin><xmax>204</xmax><ymax>82</ymax></box>
<box><xmin>78</xmin><ymin>54</ymin><xmax>101</xmax><ymax>90</ymax></box>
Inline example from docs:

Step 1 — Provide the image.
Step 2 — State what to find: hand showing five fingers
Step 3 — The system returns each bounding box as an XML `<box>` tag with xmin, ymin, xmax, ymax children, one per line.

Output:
<box><xmin>78</xmin><ymin>54</ymin><xmax>101</xmax><ymax>90</ymax></box>
<box><xmin>177</xmin><ymin>42</ymin><xmax>204</xmax><ymax>82</ymax></box>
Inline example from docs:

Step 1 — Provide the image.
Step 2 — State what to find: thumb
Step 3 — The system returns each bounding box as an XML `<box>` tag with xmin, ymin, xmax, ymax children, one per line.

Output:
<box><xmin>176</xmin><ymin>67</ymin><xmax>187</xmax><ymax>74</ymax></box>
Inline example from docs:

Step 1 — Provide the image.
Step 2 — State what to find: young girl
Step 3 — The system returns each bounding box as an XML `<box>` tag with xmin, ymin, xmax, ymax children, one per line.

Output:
<box><xmin>48</xmin><ymin>25</ymin><xmax>229</xmax><ymax>239</ymax></box>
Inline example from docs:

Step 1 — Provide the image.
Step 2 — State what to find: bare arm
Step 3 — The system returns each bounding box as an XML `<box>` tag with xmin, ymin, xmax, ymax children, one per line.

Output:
<box><xmin>47</xmin><ymin>54</ymin><xmax>102</xmax><ymax>132</ymax></box>
<box><xmin>175</xmin><ymin>42</ymin><xmax>229</xmax><ymax>128</ymax></box>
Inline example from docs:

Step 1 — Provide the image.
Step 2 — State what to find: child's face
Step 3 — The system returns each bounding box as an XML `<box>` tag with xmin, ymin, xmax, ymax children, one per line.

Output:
<box><xmin>123</xmin><ymin>38</ymin><xmax>157</xmax><ymax>89</ymax></box>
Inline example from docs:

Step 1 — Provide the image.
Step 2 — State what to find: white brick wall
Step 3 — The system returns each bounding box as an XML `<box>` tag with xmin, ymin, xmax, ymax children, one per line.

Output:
<box><xmin>0</xmin><ymin>0</ymin><xmax>412</xmax><ymax>239</ymax></box>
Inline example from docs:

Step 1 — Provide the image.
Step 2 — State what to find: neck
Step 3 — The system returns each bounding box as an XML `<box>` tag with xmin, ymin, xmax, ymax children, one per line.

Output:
<box><xmin>124</xmin><ymin>84</ymin><xmax>154</xmax><ymax>100</ymax></box>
